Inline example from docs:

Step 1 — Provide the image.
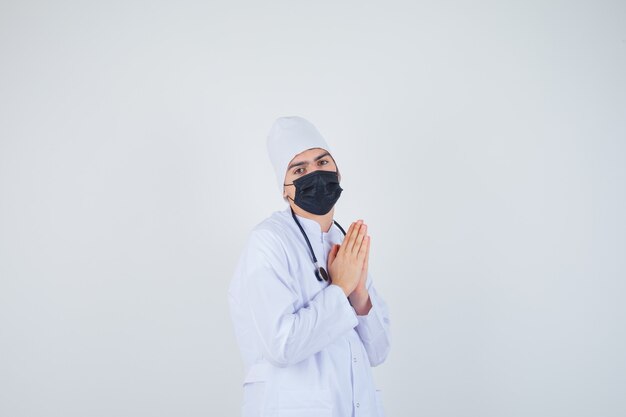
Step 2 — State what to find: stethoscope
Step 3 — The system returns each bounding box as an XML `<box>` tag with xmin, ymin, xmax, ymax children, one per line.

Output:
<box><xmin>290</xmin><ymin>207</ymin><xmax>346</xmax><ymax>282</ymax></box>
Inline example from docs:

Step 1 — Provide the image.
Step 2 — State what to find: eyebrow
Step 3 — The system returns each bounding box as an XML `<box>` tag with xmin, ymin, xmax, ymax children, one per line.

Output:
<box><xmin>288</xmin><ymin>151</ymin><xmax>331</xmax><ymax>170</ymax></box>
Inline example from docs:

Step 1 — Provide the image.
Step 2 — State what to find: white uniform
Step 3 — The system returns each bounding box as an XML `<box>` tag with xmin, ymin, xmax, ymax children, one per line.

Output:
<box><xmin>229</xmin><ymin>207</ymin><xmax>391</xmax><ymax>417</ymax></box>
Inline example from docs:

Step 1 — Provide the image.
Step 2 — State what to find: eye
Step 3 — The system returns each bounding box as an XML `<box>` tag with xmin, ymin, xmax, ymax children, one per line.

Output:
<box><xmin>294</xmin><ymin>167</ymin><xmax>306</xmax><ymax>175</ymax></box>
<box><xmin>318</xmin><ymin>159</ymin><xmax>329</xmax><ymax>166</ymax></box>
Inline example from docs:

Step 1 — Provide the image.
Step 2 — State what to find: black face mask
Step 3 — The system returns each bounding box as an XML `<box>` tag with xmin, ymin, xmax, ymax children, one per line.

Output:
<box><xmin>284</xmin><ymin>170</ymin><xmax>343</xmax><ymax>215</ymax></box>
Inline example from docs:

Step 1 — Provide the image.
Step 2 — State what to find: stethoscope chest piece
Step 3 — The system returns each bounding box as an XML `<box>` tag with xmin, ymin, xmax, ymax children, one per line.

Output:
<box><xmin>316</xmin><ymin>265</ymin><xmax>330</xmax><ymax>282</ymax></box>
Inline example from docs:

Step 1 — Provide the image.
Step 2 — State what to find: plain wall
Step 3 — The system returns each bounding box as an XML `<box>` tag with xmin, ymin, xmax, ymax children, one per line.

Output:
<box><xmin>1</xmin><ymin>1</ymin><xmax>625</xmax><ymax>416</ymax></box>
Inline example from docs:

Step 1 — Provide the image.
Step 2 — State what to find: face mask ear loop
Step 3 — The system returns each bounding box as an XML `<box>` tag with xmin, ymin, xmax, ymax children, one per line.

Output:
<box><xmin>283</xmin><ymin>183</ymin><xmax>294</xmax><ymax>201</ymax></box>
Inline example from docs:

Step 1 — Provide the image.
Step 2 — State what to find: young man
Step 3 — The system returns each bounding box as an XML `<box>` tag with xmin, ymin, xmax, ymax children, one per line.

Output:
<box><xmin>229</xmin><ymin>116</ymin><xmax>391</xmax><ymax>417</ymax></box>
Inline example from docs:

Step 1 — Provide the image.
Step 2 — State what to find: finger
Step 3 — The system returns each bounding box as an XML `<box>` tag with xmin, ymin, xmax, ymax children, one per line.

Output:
<box><xmin>351</xmin><ymin>223</ymin><xmax>368</xmax><ymax>255</ymax></box>
<box><xmin>344</xmin><ymin>220</ymin><xmax>363</xmax><ymax>254</ymax></box>
<box><xmin>338</xmin><ymin>221</ymin><xmax>357</xmax><ymax>255</ymax></box>
<box><xmin>357</xmin><ymin>234</ymin><xmax>370</xmax><ymax>263</ymax></box>
<box><xmin>328</xmin><ymin>244</ymin><xmax>340</xmax><ymax>264</ymax></box>
<box><xmin>361</xmin><ymin>236</ymin><xmax>370</xmax><ymax>272</ymax></box>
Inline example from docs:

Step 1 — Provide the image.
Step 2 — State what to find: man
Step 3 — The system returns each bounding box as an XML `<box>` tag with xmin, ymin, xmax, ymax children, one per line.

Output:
<box><xmin>229</xmin><ymin>116</ymin><xmax>391</xmax><ymax>417</ymax></box>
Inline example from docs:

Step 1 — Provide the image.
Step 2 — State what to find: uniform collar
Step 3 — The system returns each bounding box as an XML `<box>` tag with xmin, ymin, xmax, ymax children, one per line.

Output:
<box><xmin>284</xmin><ymin>206</ymin><xmax>340</xmax><ymax>243</ymax></box>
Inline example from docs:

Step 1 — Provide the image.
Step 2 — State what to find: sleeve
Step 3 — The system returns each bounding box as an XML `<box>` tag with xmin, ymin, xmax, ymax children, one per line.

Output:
<box><xmin>241</xmin><ymin>228</ymin><xmax>359</xmax><ymax>368</ymax></box>
<box><xmin>354</xmin><ymin>274</ymin><xmax>391</xmax><ymax>367</ymax></box>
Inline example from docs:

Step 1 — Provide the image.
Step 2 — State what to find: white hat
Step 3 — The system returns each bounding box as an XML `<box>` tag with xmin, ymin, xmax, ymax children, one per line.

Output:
<box><xmin>266</xmin><ymin>116</ymin><xmax>332</xmax><ymax>191</ymax></box>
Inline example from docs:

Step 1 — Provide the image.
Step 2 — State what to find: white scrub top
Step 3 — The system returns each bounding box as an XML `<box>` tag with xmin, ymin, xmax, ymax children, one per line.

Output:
<box><xmin>229</xmin><ymin>207</ymin><xmax>391</xmax><ymax>417</ymax></box>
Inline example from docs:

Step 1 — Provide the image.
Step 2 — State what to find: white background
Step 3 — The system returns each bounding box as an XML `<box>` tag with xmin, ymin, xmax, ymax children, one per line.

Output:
<box><xmin>1</xmin><ymin>1</ymin><xmax>625</xmax><ymax>416</ymax></box>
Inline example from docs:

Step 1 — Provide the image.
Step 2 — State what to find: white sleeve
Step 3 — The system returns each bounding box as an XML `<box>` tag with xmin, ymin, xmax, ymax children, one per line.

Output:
<box><xmin>241</xmin><ymin>229</ymin><xmax>359</xmax><ymax>367</ymax></box>
<box><xmin>354</xmin><ymin>274</ymin><xmax>391</xmax><ymax>366</ymax></box>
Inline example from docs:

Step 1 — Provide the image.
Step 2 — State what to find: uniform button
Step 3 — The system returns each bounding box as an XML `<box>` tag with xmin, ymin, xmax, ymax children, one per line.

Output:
<box><xmin>356</xmin><ymin>402</ymin><xmax>360</xmax><ymax>408</ymax></box>
<box><xmin>353</xmin><ymin>357</ymin><xmax>357</xmax><ymax>363</ymax></box>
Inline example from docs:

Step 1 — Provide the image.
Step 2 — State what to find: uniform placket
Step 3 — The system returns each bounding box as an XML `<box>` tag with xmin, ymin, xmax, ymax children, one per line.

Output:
<box><xmin>320</xmin><ymin>230</ymin><xmax>329</xmax><ymax>272</ymax></box>
<box><xmin>349</xmin><ymin>337</ymin><xmax>364</xmax><ymax>415</ymax></box>
<box><xmin>322</xmin><ymin>226</ymin><xmax>366</xmax><ymax>415</ymax></box>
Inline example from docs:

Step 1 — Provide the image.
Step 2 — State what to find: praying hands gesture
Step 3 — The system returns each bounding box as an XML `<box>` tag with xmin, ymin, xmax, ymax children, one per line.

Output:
<box><xmin>328</xmin><ymin>220</ymin><xmax>373</xmax><ymax>315</ymax></box>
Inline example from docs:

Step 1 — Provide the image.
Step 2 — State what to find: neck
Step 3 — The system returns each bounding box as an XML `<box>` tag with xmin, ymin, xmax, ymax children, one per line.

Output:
<box><xmin>289</xmin><ymin>202</ymin><xmax>334</xmax><ymax>233</ymax></box>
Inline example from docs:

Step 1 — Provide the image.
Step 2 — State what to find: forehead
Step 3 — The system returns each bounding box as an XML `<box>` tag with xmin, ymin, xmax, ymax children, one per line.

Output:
<box><xmin>288</xmin><ymin>147</ymin><xmax>331</xmax><ymax>164</ymax></box>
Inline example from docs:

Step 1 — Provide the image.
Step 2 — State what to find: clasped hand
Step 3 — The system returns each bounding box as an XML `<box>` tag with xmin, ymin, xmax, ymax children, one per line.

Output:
<box><xmin>327</xmin><ymin>220</ymin><xmax>370</xmax><ymax>298</ymax></box>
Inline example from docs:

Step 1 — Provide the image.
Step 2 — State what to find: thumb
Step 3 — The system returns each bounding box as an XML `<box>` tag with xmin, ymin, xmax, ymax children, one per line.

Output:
<box><xmin>328</xmin><ymin>244</ymin><xmax>340</xmax><ymax>264</ymax></box>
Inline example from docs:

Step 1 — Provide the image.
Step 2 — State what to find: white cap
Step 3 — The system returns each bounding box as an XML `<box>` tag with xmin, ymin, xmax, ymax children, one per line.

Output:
<box><xmin>266</xmin><ymin>116</ymin><xmax>332</xmax><ymax>190</ymax></box>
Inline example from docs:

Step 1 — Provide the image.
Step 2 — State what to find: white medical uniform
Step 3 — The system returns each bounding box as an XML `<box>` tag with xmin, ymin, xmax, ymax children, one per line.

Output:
<box><xmin>229</xmin><ymin>207</ymin><xmax>391</xmax><ymax>417</ymax></box>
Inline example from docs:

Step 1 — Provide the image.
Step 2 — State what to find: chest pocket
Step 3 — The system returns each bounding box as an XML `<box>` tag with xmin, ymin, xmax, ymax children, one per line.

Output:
<box><xmin>277</xmin><ymin>388</ymin><xmax>332</xmax><ymax>417</ymax></box>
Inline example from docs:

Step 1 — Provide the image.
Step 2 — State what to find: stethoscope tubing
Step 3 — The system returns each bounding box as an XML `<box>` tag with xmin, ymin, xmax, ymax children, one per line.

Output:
<box><xmin>290</xmin><ymin>207</ymin><xmax>346</xmax><ymax>282</ymax></box>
